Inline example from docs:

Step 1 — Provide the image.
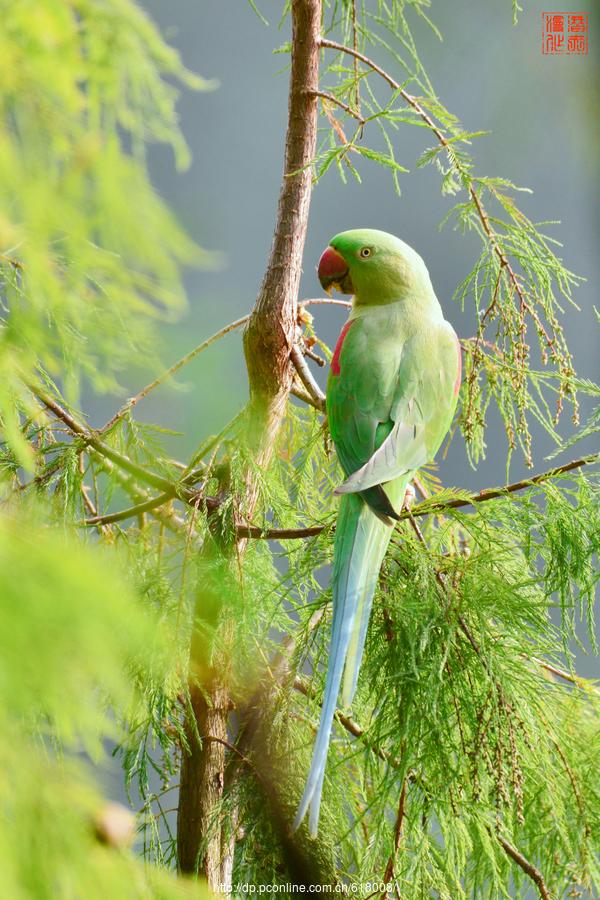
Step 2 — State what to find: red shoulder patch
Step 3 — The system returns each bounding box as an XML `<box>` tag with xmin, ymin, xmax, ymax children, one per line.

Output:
<box><xmin>454</xmin><ymin>332</ymin><xmax>462</xmax><ymax>396</ymax></box>
<box><xmin>331</xmin><ymin>321</ymin><xmax>353</xmax><ymax>376</ymax></box>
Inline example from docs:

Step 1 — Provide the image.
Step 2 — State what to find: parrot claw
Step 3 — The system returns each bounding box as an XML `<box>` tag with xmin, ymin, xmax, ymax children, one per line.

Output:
<box><xmin>402</xmin><ymin>484</ymin><xmax>416</xmax><ymax>510</ymax></box>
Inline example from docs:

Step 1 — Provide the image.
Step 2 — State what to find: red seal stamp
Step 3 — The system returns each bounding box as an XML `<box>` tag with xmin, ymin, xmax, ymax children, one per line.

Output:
<box><xmin>542</xmin><ymin>12</ymin><xmax>588</xmax><ymax>54</ymax></box>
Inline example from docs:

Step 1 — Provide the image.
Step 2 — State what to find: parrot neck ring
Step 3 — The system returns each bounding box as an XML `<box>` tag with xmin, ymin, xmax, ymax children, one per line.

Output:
<box><xmin>318</xmin><ymin>246</ymin><xmax>354</xmax><ymax>296</ymax></box>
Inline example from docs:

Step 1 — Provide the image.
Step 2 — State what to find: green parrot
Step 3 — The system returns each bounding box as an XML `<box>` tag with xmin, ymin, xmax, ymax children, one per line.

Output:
<box><xmin>292</xmin><ymin>229</ymin><xmax>461</xmax><ymax>838</ymax></box>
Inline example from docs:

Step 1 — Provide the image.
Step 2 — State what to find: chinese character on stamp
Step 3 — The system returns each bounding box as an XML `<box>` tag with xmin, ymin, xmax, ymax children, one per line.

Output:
<box><xmin>542</xmin><ymin>12</ymin><xmax>587</xmax><ymax>56</ymax></box>
<box><xmin>542</xmin><ymin>12</ymin><xmax>588</xmax><ymax>54</ymax></box>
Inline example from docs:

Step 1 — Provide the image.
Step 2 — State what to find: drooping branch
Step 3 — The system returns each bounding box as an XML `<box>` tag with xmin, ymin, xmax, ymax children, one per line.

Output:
<box><xmin>318</xmin><ymin>36</ymin><xmax>582</xmax><ymax>455</ymax></box>
<box><xmin>30</xmin><ymin>385</ymin><xmax>198</xmax><ymax>501</ymax></box>
<box><xmin>95</xmin><ymin>297</ymin><xmax>343</xmax><ymax>437</ymax></box>
<box><xmin>318</xmin><ymin>39</ymin><xmax>535</xmax><ymax>323</ymax></box>
<box><xmin>496</xmin><ymin>833</ymin><xmax>552</xmax><ymax>900</ymax></box>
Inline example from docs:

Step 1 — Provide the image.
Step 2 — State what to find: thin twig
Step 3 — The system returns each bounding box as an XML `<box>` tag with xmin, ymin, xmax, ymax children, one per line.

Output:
<box><xmin>298</xmin><ymin>297</ymin><xmax>352</xmax><ymax>309</ymax></box>
<box><xmin>309</xmin><ymin>89</ymin><xmax>366</xmax><ymax>125</ymax></box>
<box><xmin>291</xmin><ymin>383</ymin><xmax>323</xmax><ymax>411</ymax></box>
<box><xmin>527</xmin><ymin>656</ymin><xmax>600</xmax><ymax>699</ymax></box>
<box><xmin>237</xmin><ymin>523</ymin><xmax>327</xmax><ymax>540</ymax></box>
<box><xmin>496</xmin><ymin>833</ymin><xmax>552</xmax><ymax>900</ymax></box>
<box><xmin>293</xmin><ymin>676</ymin><xmax>394</xmax><ymax>766</ymax></box>
<box><xmin>351</xmin><ymin>0</ymin><xmax>360</xmax><ymax>114</ymax></box>
<box><xmin>320</xmin><ymin>39</ymin><xmax>447</xmax><ymax>141</ymax></box>
<box><xmin>0</xmin><ymin>252</ymin><xmax>24</xmax><ymax>270</ymax></box>
<box><xmin>84</xmin><ymin>491</ymin><xmax>175</xmax><ymax>526</ymax></box>
<box><xmin>139</xmin><ymin>783</ymin><xmax>182</xmax><ymax>813</ymax></box>
<box><xmin>93</xmin><ymin>458</ymin><xmax>186</xmax><ymax>535</ymax></box>
<box><xmin>94</xmin><ymin>295</ymin><xmax>345</xmax><ymax>442</ymax></box>
<box><xmin>147</xmin><ymin>807</ymin><xmax>178</xmax><ymax>823</ymax></box>
<box><xmin>412</xmin><ymin>475</ymin><xmax>430</xmax><ymax>501</ymax></box>
<box><xmin>26</xmin><ymin>383</ymin><xmax>185</xmax><ymax>537</ymax></box>
<box><xmin>99</xmin><ymin>316</ymin><xmax>250</xmax><ymax>434</ymax></box>
<box><xmin>304</xmin><ymin>345</ymin><xmax>326</xmax><ymax>367</ymax></box>
<box><xmin>380</xmin><ymin>778</ymin><xmax>406</xmax><ymax>900</ymax></box>
<box><xmin>201</xmin><ymin>735</ymin><xmax>268</xmax><ymax>793</ymax></box>
<box><xmin>290</xmin><ymin>345</ymin><xmax>326</xmax><ymax>411</ymax></box>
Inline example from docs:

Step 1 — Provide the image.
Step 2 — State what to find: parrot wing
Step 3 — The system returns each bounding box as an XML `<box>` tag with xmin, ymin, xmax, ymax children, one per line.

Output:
<box><xmin>334</xmin><ymin>320</ymin><xmax>460</xmax><ymax>495</ymax></box>
<box><xmin>327</xmin><ymin>314</ymin><xmax>404</xmax><ymax>478</ymax></box>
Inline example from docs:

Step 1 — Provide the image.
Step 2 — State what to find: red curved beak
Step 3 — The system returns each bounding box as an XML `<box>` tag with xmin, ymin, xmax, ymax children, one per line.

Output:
<box><xmin>318</xmin><ymin>246</ymin><xmax>353</xmax><ymax>295</ymax></box>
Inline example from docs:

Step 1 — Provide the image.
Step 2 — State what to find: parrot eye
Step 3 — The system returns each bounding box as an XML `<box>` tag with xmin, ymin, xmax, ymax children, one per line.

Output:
<box><xmin>359</xmin><ymin>247</ymin><xmax>372</xmax><ymax>258</ymax></box>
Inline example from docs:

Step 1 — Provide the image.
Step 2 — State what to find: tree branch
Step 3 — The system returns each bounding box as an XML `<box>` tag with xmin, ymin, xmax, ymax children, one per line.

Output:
<box><xmin>290</xmin><ymin>345</ymin><xmax>326</xmax><ymax>411</ymax></box>
<box><xmin>82</xmin><ymin>450</ymin><xmax>595</xmax><ymax>535</ymax></box>
<box><xmin>96</xmin><ymin>297</ymin><xmax>344</xmax><ymax>438</ymax></box>
<box><xmin>527</xmin><ymin>656</ymin><xmax>600</xmax><ymax>699</ymax></box>
<box><xmin>298</xmin><ymin>297</ymin><xmax>352</xmax><ymax>309</ymax></box>
<box><xmin>234</xmin><ymin>455</ymin><xmax>594</xmax><ymax>539</ymax></box>
<box><xmin>84</xmin><ymin>491</ymin><xmax>178</xmax><ymax>527</ymax></box>
<box><xmin>293</xmin><ymin>675</ymin><xmax>394</xmax><ymax>766</ymax></box>
<box><xmin>31</xmin><ymin>385</ymin><xmax>196</xmax><ymax>500</ymax></box>
<box><xmin>291</xmin><ymin>383</ymin><xmax>323</xmax><ymax>410</ymax></box>
<box><xmin>100</xmin><ymin>316</ymin><xmax>250</xmax><ymax>433</ymax></box>
<box><xmin>380</xmin><ymin>779</ymin><xmax>406</xmax><ymax>900</ymax></box>
<box><xmin>308</xmin><ymin>89</ymin><xmax>365</xmax><ymax>125</ymax></box>
<box><xmin>92</xmin><ymin>458</ymin><xmax>187</xmax><ymax>535</ymax></box>
<box><xmin>496</xmin><ymin>833</ymin><xmax>552</xmax><ymax>900</ymax></box>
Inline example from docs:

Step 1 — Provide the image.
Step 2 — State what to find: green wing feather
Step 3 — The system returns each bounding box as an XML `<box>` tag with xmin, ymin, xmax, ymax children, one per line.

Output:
<box><xmin>336</xmin><ymin>319</ymin><xmax>459</xmax><ymax>494</ymax></box>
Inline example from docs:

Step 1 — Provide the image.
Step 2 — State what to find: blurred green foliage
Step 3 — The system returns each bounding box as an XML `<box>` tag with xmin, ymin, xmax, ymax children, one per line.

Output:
<box><xmin>0</xmin><ymin>0</ymin><xmax>214</xmax><ymax>895</ymax></box>
<box><xmin>0</xmin><ymin>0</ymin><xmax>214</xmax><ymax>440</ymax></box>
<box><xmin>0</xmin><ymin>510</ymin><xmax>210</xmax><ymax>899</ymax></box>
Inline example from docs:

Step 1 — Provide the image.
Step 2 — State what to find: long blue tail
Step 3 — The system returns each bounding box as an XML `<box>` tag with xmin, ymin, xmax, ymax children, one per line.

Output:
<box><xmin>292</xmin><ymin>479</ymin><xmax>405</xmax><ymax>838</ymax></box>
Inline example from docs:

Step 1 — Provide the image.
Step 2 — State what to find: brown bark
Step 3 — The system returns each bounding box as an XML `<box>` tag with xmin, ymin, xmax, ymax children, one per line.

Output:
<box><xmin>176</xmin><ymin>0</ymin><xmax>321</xmax><ymax>882</ymax></box>
<box><xmin>177</xmin><ymin>474</ymin><xmax>235</xmax><ymax>882</ymax></box>
<box><xmin>244</xmin><ymin>0</ymin><xmax>321</xmax><ymax>462</ymax></box>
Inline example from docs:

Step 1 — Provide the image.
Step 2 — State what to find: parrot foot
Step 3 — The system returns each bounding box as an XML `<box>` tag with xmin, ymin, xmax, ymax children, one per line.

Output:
<box><xmin>402</xmin><ymin>484</ymin><xmax>416</xmax><ymax>510</ymax></box>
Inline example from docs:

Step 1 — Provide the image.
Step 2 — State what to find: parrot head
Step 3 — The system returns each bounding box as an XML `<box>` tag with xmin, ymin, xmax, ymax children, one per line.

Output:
<box><xmin>318</xmin><ymin>228</ymin><xmax>432</xmax><ymax>306</ymax></box>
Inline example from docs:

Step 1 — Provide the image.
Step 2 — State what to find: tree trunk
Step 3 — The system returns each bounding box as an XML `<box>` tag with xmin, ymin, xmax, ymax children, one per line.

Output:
<box><xmin>176</xmin><ymin>0</ymin><xmax>321</xmax><ymax>882</ymax></box>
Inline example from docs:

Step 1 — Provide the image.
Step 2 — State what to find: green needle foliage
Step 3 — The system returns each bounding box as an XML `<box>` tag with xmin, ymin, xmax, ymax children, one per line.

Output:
<box><xmin>0</xmin><ymin>0</ymin><xmax>214</xmax><ymax>455</ymax></box>
<box><xmin>0</xmin><ymin>1</ymin><xmax>599</xmax><ymax>898</ymax></box>
<box><xmin>0</xmin><ymin>511</ymin><xmax>211</xmax><ymax>900</ymax></box>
